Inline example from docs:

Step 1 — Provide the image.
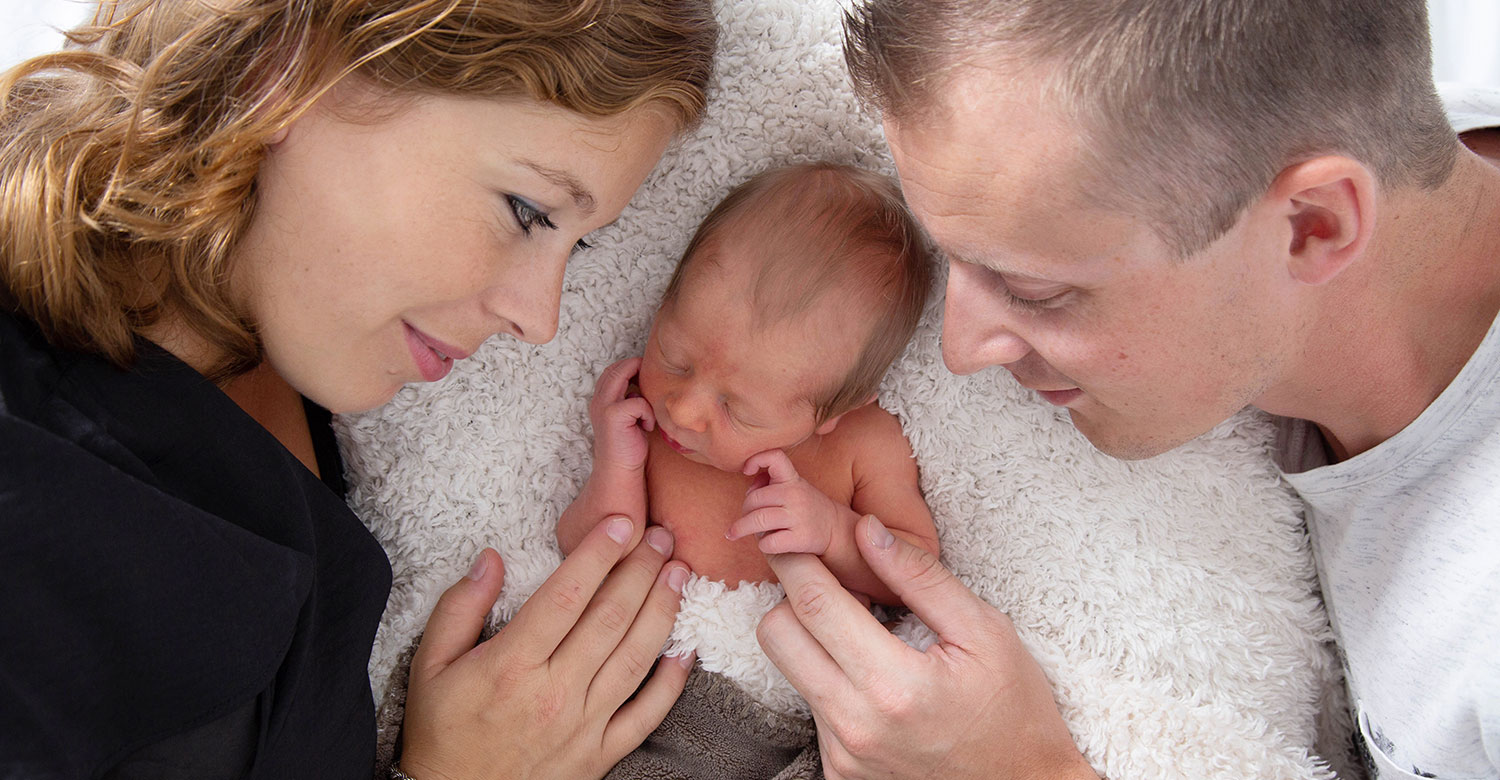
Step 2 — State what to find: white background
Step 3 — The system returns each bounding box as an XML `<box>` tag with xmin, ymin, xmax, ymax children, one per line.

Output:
<box><xmin>2</xmin><ymin>0</ymin><xmax>1498</xmax><ymax>84</ymax></box>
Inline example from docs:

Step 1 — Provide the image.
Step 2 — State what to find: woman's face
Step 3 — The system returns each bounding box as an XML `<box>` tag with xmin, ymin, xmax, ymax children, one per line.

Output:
<box><xmin>233</xmin><ymin>86</ymin><xmax>674</xmax><ymax>413</ymax></box>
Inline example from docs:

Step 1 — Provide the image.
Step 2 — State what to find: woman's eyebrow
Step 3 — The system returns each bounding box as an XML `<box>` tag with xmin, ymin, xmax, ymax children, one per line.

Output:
<box><xmin>520</xmin><ymin>159</ymin><xmax>597</xmax><ymax>215</ymax></box>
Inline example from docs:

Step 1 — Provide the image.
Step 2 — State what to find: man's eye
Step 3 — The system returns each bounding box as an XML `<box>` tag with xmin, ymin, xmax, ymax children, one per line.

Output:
<box><xmin>1003</xmin><ymin>288</ymin><xmax>1068</xmax><ymax>312</ymax></box>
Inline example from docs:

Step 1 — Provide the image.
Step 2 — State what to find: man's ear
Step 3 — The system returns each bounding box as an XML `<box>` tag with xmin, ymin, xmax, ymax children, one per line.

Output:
<box><xmin>812</xmin><ymin>395</ymin><xmax>878</xmax><ymax>435</ymax></box>
<box><xmin>1267</xmin><ymin>156</ymin><xmax>1376</xmax><ymax>286</ymax></box>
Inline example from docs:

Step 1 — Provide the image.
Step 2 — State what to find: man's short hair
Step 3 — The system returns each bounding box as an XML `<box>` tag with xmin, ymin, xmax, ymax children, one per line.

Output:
<box><xmin>844</xmin><ymin>0</ymin><xmax>1459</xmax><ymax>255</ymax></box>
<box><xmin>662</xmin><ymin>162</ymin><xmax>934</xmax><ymax>422</ymax></box>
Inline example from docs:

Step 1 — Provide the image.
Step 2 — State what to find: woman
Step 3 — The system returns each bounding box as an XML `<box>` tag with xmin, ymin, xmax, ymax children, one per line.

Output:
<box><xmin>0</xmin><ymin>1</ymin><xmax>715</xmax><ymax>777</ymax></box>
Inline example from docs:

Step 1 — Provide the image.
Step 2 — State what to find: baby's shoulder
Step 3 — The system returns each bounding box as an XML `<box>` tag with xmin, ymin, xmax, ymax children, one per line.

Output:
<box><xmin>825</xmin><ymin>402</ymin><xmax>914</xmax><ymax>460</ymax></box>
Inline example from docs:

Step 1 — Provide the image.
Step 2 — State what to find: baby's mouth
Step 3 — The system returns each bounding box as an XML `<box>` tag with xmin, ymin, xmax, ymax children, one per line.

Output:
<box><xmin>659</xmin><ymin>426</ymin><xmax>695</xmax><ymax>455</ymax></box>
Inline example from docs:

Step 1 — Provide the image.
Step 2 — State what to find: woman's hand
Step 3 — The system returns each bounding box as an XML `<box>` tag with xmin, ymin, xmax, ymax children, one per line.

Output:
<box><xmin>401</xmin><ymin>515</ymin><xmax>694</xmax><ymax>780</ymax></box>
<box><xmin>759</xmin><ymin>515</ymin><xmax>1099</xmax><ymax>780</ymax></box>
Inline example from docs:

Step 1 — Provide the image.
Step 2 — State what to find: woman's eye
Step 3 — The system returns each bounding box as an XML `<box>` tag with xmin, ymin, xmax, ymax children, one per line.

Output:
<box><xmin>505</xmin><ymin>195</ymin><xmax>557</xmax><ymax>236</ymax></box>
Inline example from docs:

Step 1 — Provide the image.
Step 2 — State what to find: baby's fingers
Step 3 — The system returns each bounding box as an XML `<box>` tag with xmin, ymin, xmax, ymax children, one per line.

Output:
<box><xmin>592</xmin><ymin>357</ymin><xmax>643</xmax><ymax>411</ymax></box>
<box><xmin>757</xmin><ymin>528</ymin><xmax>819</xmax><ymax>555</ymax></box>
<box><xmin>727</xmin><ymin>507</ymin><xmax>790</xmax><ymax>541</ymax></box>
<box><xmin>742</xmin><ymin>449</ymin><xmax>799</xmax><ymax>484</ymax></box>
<box><xmin>608</xmin><ymin>396</ymin><xmax>656</xmax><ymax>432</ymax></box>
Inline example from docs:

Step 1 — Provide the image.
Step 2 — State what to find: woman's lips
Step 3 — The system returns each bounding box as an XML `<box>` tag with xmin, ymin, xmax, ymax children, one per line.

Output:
<box><xmin>404</xmin><ymin>322</ymin><xmax>453</xmax><ymax>382</ymax></box>
<box><xmin>659</xmin><ymin>426</ymin><xmax>694</xmax><ymax>454</ymax></box>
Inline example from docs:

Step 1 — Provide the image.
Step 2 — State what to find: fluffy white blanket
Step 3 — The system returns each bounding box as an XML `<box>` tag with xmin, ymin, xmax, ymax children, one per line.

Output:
<box><xmin>337</xmin><ymin>1</ymin><xmax>1350</xmax><ymax>777</ymax></box>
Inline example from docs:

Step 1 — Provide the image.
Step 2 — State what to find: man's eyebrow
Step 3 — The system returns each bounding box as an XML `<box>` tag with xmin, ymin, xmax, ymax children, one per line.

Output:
<box><xmin>520</xmin><ymin>160</ymin><xmax>597</xmax><ymax>214</ymax></box>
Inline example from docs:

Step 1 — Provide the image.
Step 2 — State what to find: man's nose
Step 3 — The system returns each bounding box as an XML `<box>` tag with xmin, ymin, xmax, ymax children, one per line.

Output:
<box><xmin>941</xmin><ymin>260</ymin><xmax>1033</xmax><ymax>374</ymax></box>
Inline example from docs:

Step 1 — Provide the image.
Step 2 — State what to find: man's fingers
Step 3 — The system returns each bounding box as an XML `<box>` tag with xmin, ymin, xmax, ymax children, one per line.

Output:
<box><xmin>411</xmin><ymin>548</ymin><xmax>506</xmax><ymax>681</ymax></box>
<box><xmin>726</xmin><ymin>507</ymin><xmax>787</xmax><ymax>541</ymax></box>
<box><xmin>764</xmin><ymin>552</ymin><xmax>911</xmax><ymax>682</ymax></box>
<box><xmin>500</xmin><ymin>515</ymin><xmax>635</xmax><ymax>666</ymax></box>
<box><xmin>742</xmin><ymin>449</ymin><xmax>798</xmax><ymax>483</ymax></box>
<box><xmin>756</xmin><ymin>598</ymin><xmax>854</xmax><ymax>713</ymax></box>
<box><xmin>602</xmin><ymin>652</ymin><xmax>695</xmax><ymax>761</ymax></box>
<box><xmin>854</xmin><ymin>514</ymin><xmax>992</xmax><ymax>644</ymax></box>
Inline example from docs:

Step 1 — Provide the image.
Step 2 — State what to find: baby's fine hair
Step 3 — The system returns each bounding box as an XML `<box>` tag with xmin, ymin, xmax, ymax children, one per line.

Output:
<box><xmin>662</xmin><ymin>162</ymin><xmax>934</xmax><ymax>422</ymax></box>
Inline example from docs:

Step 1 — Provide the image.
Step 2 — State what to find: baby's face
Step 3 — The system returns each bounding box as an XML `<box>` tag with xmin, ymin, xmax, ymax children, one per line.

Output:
<box><xmin>638</xmin><ymin>266</ymin><xmax>865</xmax><ymax>473</ymax></box>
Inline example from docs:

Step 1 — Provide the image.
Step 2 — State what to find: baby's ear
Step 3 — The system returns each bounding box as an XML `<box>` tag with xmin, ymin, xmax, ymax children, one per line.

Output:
<box><xmin>812</xmin><ymin>395</ymin><xmax>877</xmax><ymax>435</ymax></box>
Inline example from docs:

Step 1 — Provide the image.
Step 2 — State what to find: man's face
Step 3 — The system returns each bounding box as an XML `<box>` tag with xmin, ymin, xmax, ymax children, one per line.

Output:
<box><xmin>886</xmin><ymin>67</ymin><xmax>1302</xmax><ymax>459</ymax></box>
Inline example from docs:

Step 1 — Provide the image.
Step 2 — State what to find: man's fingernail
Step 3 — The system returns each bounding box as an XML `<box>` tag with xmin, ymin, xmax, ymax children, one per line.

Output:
<box><xmin>466</xmin><ymin>553</ymin><xmax>490</xmax><ymax>581</ymax></box>
<box><xmin>606</xmin><ymin>516</ymin><xmax>633</xmax><ymax>544</ymax></box>
<box><xmin>667</xmin><ymin>565</ymin><xmax>689</xmax><ymax>593</ymax></box>
<box><xmin>646</xmin><ymin>526</ymin><xmax>674</xmax><ymax>556</ymax></box>
<box><xmin>865</xmin><ymin>515</ymin><xmax>895</xmax><ymax>549</ymax></box>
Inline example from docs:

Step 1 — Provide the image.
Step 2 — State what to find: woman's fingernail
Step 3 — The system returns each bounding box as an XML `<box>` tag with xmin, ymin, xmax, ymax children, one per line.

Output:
<box><xmin>671</xmin><ymin>651</ymin><xmax>696</xmax><ymax>669</ymax></box>
<box><xmin>606</xmin><ymin>516</ymin><xmax>633</xmax><ymax>544</ymax></box>
<box><xmin>646</xmin><ymin>526</ymin><xmax>674</xmax><ymax>556</ymax></box>
<box><xmin>466</xmin><ymin>553</ymin><xmax>490</xmax><ymax>581</ymax></box>
<box><xmin>667</xmin><ymin>565</ymin><xmax>689</xmax><ymax>593</ymax></box>
<box><xmin>865</xmin><ymin>515</ymin><xmax>895</xmax><ymax>549</ymax></box>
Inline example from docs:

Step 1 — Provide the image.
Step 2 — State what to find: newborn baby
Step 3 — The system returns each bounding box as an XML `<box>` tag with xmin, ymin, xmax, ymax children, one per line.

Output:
<box><xmin>558</xmin><ymin>162</ymin><xmax>939</xmax><ymax>605</ymax></box>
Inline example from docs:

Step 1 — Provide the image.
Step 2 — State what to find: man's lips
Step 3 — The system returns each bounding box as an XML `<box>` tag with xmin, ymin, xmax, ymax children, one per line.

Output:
<box><xmin>404</xmin><ymin>322</ymin><xmax>470</xmax><ymax>382</ymax></box>
<box><xmin>659</xmin><ymin>426</ymin><xmax>695</xmax><ymax>454</ymax></box>
<box><xmin>1035</xmin><ymin>388</ymin><xmax>1083</xmax><ymax>406</ymax></box>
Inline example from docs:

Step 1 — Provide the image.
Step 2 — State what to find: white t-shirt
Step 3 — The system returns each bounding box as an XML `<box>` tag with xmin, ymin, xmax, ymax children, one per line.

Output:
<box><xmin>1275</xmin><ymin>83</ymin><xmax>1500</xmax><ymax>780</ymax></box>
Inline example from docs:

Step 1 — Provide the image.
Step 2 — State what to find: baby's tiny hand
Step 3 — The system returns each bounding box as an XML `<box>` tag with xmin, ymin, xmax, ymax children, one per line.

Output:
<box><xmin>728</xmin><ymin>450</ymin><xmax>840</xmax><ymax>556</ymax></box>
<box><xmin>590</xmin><ymin>357</ymin><xmax>656</xmax><ymax>472</ymax></box>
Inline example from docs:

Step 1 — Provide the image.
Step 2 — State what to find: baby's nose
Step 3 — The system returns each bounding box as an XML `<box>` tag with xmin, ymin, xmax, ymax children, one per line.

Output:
<box><xmin>666</xmin><ymin>391</ymin><xmax>712</xmax><ymax>433</ymax></box>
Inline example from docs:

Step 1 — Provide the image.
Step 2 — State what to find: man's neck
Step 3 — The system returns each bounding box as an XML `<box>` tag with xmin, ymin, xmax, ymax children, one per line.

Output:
<box><xmin>1262</xmin><ymin>138</ymin><xmax>1500</xmax><ymax>460</ymax></box>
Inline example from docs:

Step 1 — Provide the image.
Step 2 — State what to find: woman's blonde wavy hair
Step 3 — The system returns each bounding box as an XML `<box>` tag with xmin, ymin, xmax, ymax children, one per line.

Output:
<box><xmin>0</xmin><ymin>0</ymin><xmax>716</xmax><ymax>380</ymax></box>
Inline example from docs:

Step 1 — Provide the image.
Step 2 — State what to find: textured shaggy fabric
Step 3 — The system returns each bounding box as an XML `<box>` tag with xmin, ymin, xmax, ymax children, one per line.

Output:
<box><xmin>337</xmin><ymin>1</ymin><xmax>1353</xmax><ymax>777</ymax></box>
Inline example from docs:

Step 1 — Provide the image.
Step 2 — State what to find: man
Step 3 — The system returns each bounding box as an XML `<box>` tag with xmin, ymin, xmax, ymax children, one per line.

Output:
<box><xmin>756</xmin><ymin>2</ymin><xmax>1500</xmax><ymax>778</ymax></box>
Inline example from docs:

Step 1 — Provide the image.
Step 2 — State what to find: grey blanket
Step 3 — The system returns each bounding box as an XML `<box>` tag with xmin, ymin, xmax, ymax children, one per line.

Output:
<box><xmin>374</xmin><ymin>629</ymin><xmax>821</xmax><ymax>780</ymax></box>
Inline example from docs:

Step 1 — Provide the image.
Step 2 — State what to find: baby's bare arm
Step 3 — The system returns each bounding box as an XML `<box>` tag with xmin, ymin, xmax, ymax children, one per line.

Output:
<box><xmin>557</xmin><ymin>464</ymin><xmax>647</xmax><ymax>554</ymax></box>
<box><xmin>557</xmin><ymin>359</ymin><xmax>654</xmax><ymax>554</ymax></box>
<box><xmin>816</xmin><ymin>406</ymin><xmax>939</xmax><ymax>605</ymax></box>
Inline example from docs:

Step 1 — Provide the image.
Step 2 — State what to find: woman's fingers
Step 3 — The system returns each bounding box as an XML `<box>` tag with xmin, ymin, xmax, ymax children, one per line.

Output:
<box><xmin>552</xmin><ymin>524</ymin><xmax>676</xmax><ymax>677</ymax></box>
<box><xmin>586</xmin><ymin>559</ymin><xmax>690</xmax><ymax>714</ymax></box>
<box><xmin>499</xmin><ymin>515</ymin><xmax>638</xmax><ymax>667</ymax></box>
<box><xmin>602</xmin><ymin>651</ymin><xmax>695</xmax><ymax>760</ymax></box>
<box><xmin>410</xmin><ymin>548</ymin><xmax>506</xmax><ymax>682</ymax></box>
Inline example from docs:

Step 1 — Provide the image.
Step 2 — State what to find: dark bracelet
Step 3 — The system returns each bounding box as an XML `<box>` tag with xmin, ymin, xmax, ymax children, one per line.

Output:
<box><xmin>389</xmin><ymin>764</ymin><xmax>418</xmax><ymax>780</ymax></box>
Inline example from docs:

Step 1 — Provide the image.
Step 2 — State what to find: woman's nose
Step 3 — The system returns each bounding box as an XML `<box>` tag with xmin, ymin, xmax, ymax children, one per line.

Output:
<box><xmin>941</xmin><ymin>260</ymin><xmax>1033</xmax><ymax>374</ymax></box>
<box><xmin>481</xmin><ymin>251</ymin><xmax>566</xmax><ymax>344</ymax></box>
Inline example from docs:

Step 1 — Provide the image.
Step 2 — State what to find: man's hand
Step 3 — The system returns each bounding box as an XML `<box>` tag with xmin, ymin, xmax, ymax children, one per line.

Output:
<box><xmin>728</xmin><ymin>449</ymin><xmax>843</xmax><ymax>555</ymax></box>
<box><xmin>590</xmin><ymin>357</ymin><xmax>655</xmax><ymax>472</ymax></box>
<box><xmin>758</xmin><ymin>514</ymin><xmax>1099</xmax><ymax>780</ymax></box>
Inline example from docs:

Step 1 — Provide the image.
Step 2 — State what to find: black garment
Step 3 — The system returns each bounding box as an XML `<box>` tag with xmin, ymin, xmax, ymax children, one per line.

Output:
<box><xmin>0</xmin><ymin>310</ymin><xmax>392</xmax><ymax>779</ymax></box>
